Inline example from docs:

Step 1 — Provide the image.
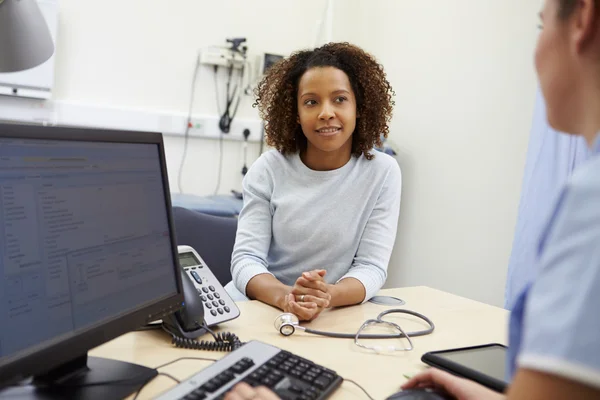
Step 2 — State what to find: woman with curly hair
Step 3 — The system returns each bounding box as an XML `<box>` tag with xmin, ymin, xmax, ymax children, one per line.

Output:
<box><xmin>226</xmin><ymin>42</ymin><xmax>401</xmax><ymax>322</ymax></box>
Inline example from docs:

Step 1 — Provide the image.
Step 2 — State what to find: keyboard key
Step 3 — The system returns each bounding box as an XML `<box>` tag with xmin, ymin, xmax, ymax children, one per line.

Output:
<box><xmin>274</xmin><ymin>390</ymin><xmax>297</xmax><ymax>400</ymax></box>
<box><xmin>231</xmin><ymin>358</ymin><xmax>254</xmax><ymax>373</ymax></box>
<box><xmin>313</xmin><ymin>377</ymin><xmax>330</xmax><ymax>390</ymax></box>
<box><xmin>200</xmin><ymin>381</ymin><xmax>218</xmax><ymax>392</ymax></box>
<box><xmin>242</xmin><ymin>378</ymin><xmax>260</xmax><ymax>387</ymax></box>
<box><xmin>183</xmin><ymin>392</ymin><xmax>205</xmax><ymax>400</ymax></box>
<box><xmin>298</xmin><ymin>362</ymin><xmax>310</xmax><ymax>370</ymax></box>
<box><xmin>249</xmin><ymin>371</ymin><xmax>262</xmax><ymax>381</ymax></box>
<box><xmin>322</xmin><ymin>372</ymin><xmax>336</xmax><ymax>381</ymax></box>
<box><xmin>289</xmin><ymin>385</ymin><xmax>303</xmax><ymax>393</ymax></box>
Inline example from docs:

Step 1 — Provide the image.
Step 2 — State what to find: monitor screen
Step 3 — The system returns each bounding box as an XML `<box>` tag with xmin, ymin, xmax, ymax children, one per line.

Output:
<box><xmin>0</xmin><ymin>137</ymin><xmax>179</xmax><ymax>365</ymax></box>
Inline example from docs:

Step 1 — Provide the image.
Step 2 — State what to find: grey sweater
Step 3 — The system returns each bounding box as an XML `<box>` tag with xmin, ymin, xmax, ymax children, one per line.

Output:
<box><xmin>230</xmin><ymin>149</ymin><xmax>402</xmax><ymax>302</ymax></box>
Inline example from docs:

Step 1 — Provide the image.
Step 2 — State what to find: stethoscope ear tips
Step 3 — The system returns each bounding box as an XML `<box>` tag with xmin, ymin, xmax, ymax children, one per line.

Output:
<box><xmin>274</xmin><ymin>312</ymin><xmax>299</xmax><ymax>336</ymax></box>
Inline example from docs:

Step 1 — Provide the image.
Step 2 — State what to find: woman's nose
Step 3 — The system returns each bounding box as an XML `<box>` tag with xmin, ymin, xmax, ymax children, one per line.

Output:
<box><xmin>318</xmin><ymin>104</ymin><xmax>335</xmax><ymax>120</ymax></box>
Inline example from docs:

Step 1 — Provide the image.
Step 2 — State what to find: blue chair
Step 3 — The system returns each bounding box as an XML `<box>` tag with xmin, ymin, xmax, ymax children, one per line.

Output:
<box><xmin>171</xmin><ymin>206</ymin><xmax>237</xmax><ymax>286</ymax></box>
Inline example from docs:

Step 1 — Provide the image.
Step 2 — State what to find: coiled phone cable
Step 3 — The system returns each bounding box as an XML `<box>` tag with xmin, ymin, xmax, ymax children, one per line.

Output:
<box><xmin>162</xmin><ymin>323</ymin><xmax>244</xmax><ymax>352</ymax></box>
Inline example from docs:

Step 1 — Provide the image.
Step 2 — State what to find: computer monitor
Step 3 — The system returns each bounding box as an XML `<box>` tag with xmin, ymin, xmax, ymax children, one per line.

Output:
<box><xmin>0</xmin><ymin>123</ymin><xmax>184</xmax><ymax>399</ymax></box>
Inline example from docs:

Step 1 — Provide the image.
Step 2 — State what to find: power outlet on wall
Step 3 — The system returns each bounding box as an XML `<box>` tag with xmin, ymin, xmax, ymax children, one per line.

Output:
<box><xmin>187</xmin><ymin>115</ymin><xmax>262</xmax><ymax>142</ymax></box>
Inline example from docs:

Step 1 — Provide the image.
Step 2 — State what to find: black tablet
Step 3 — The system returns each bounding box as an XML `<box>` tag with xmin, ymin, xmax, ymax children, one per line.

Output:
<box><xmin>421</xmin><ymin>343</ymin><xmax>508</xmax><ymax>393</ymax></box>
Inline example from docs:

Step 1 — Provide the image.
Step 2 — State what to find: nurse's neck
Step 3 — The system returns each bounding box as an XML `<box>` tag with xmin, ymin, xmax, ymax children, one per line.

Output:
<box><xmin>581</xmin><ymin>84</ymin><xmax>600</xmax><ymax>147</ymax></box>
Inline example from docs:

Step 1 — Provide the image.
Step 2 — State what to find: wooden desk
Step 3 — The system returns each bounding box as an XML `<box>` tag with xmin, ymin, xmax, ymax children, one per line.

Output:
<box><xmin>90</xmin><ymin>287</ymin><xmax>509</xmax><ymax>399</ymax></box>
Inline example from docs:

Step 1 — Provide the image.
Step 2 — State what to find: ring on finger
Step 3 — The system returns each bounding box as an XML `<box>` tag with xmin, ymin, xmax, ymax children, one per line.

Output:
<box><xmin>299</xmin><ymin>294</ymin><xmax>305</xmax><ymax>302</ymax></box>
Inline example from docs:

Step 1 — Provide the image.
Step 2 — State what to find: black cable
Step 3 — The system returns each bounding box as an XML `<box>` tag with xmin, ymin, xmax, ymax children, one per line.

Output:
<box><xmin>132</xmin><ymin>372</ymin><xmax>180</xmax><ymax>400</ymax></box>
<box><xmin>344</xmin><ymin>378</ymin><xmax>375</xmax><ymax>400</ymax></box>
<box><xmin>177</xmin><ymin>51</ymin><xmax>202</xmax><ymax>194</ymax></box>
<box><xmin>213</xmin><ymin>131</ymin><xmax>224</xmax><ymax>195</ymax></box>
<box><xmin>153</xmin><ymin>356</ymin><xmax>218</xmax><ymax>370</ymax></box>
<box><xmin>213</xmin><ymin>66</ymin><xmax>225</xmax><ymax>196</ymax></box>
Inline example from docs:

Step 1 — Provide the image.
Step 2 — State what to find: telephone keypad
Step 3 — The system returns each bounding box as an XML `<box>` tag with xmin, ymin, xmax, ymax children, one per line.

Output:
<box><xmin>214</xmin><ymin>293</ymin><xmax>221</xmax><ymax>299</ymax></box>
<box><xmin>212</xmin><ymin>301</ymin><xmax>219</xmax><ymax>307</ymax></box>
<box><xmin>202</xmin><ymin>287</ymin><xmax>209</xmax><ymax>293</ymax></box>
<box><xmin>210</xmin><ymin>310</ymin><xmax>217</xmax><ymax>316</ymax></box>
<box><xmin>224</xmin><ymin>306</ymin><xmax>231</xmax><ymax>313</ymax></box>
<box><xmin>209</xmin><ymin>286</ymin><xmax>216</xmax><ymax>292</ymax></box>
<box><xmin>217</xmin><ymin>309</ymin><xmax>224</xmax><ymax>315</ymax></box>
<box><xmin>206</xmin><ymin>303</ymin><xmax>212</xmax><ymax>309</ymax></box>
<box><xmin>207</xmin><ymin>294</ymin><xmax>214</xmax><ymax>300</ymax></box>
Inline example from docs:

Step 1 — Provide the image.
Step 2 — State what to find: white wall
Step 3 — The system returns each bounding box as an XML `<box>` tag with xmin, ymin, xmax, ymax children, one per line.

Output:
<box><xmin>45</xmin><ymin>0</ymin><xmax>330</xmax><ymax>195</ymax></box>
<box><xmin>333</xmin><ymin>0</ymin><xmax>543</xmax><ymax>306</ymax></box>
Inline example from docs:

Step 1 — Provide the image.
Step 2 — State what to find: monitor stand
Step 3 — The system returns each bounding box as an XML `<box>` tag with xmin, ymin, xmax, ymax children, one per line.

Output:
<box><xmin>0</xmin><ymin>354</ymin><xmax>157</xmax><ymax>400</ymax></box>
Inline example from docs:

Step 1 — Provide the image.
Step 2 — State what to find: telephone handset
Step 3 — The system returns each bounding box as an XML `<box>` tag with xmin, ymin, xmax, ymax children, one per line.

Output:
<box><xmin>162</xmin><ymin>245</ymin><xmax>242</xmax><ymax>351</ymax></box>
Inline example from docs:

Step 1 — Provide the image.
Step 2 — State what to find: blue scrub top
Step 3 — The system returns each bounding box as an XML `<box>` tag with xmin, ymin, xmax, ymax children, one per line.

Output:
<box><xmin>507</xmin><ymin>133</ymin><xmax>600</xmax><ymax>389</ymax></box>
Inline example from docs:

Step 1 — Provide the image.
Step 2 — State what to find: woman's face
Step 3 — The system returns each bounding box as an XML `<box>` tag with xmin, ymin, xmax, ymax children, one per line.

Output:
<box><xmin>296</xmin><ymin>66</ymin><xmax>357</xmax><ymax>157</ymax></box>
<box><xmin>535</xmin><ymin>0</ymin><xmax>580</xmax><ymax>134</ymax></box>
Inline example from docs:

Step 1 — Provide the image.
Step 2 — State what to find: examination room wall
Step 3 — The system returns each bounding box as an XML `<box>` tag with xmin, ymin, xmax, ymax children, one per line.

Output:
<box><xmin>35</xmin><ymin>0</ymin><xmax>544</xmax><ymax>307</ymax></box>
<box><xmin>49</xmin><ymin>0</ymin><xmax>332</xmax><ymax>195</ymax></box>
<box><xmin>333</xmin><ymin>0</ymin><xmax>544</xmax><ymax>307</ymax></box>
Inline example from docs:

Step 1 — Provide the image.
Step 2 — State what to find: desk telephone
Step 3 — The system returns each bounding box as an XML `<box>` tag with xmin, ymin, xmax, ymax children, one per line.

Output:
<box><xmin>162</xmin><ymin>245</ymin><xmax>243</xmax><ymax>351</ymax></box>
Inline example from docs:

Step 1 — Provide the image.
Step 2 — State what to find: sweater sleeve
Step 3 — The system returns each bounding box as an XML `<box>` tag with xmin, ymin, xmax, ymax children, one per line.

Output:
<box><xmin>230</xmin><ymin>156</ymin><xmax>275</xmax><ymax>295</ymax></box>
<box><xmin>338</xmin><ymin>159</ymin><xmax>402</xmax><ymax>302</ymax></box>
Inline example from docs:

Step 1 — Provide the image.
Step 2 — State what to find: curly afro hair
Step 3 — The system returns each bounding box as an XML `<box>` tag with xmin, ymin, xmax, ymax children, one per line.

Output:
<box><xmin>254</xmin><ymin>42</ymin><xmax>395</xmax><ymax>160</ymax></box>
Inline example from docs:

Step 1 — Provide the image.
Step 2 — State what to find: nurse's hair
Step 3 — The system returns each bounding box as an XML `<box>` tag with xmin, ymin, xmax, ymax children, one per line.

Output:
<box><xmin>558</xmin><ymin>0</ymin><xmax>598</xmax><ymax>19</ymax></box>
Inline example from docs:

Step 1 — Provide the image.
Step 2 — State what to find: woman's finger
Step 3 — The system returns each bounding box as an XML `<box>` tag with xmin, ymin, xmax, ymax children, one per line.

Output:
<box><xmin>289</xmin><ymin>301</ymin><xmax>318</xmax><ymax>320</ymax></box>
<box><xmin>299</xmin><ymin>294</ymin><xmax>329</xmax><ymax>308</ymax></box>
<box><xmin>291</xmin><ymin>287</ymin><xmax>331</xmax><ymax>301</ymax></box>
<box><xmin>296</xmin><ymin>277</ymin><xmax>328</xmax><ymax>292</ymax></box>
<box><xmin>302</xmin><ymin>270</ymin><xmax>326</xmax><ymax>281</ymax></box>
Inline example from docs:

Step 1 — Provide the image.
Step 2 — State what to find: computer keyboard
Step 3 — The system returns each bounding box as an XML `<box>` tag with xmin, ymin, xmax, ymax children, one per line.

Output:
<box><xmin>154</xmin><ymin>341</ymin><xmax>343</xmax><ymax>400</ymax></box>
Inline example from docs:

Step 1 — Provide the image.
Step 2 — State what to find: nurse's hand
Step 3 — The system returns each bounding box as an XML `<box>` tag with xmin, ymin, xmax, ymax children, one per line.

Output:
<box><xmin>402</xmin><ymin>368</ymin><xmax>505</xmax><ymax>400</ymax></box>
<box><xmin>291</xmin><ymin>269</ymin><xmax>331</xmax><ymax>308</ymax></box>
<box><xmin>224</xmin><ymin>382</ymin><xmax>280</xmax><ymax>400</ymax></box>
<box><xmin>282</xmin><ymin>293</ymin><xmax>323</xmax><ymax>321</ymax></box>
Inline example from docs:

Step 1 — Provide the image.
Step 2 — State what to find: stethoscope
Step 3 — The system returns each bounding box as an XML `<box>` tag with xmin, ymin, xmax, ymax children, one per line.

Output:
<box><xmin>274</xmin><ymin>309</ymin><xmax>435</xmax><ymax>351</ymax></box>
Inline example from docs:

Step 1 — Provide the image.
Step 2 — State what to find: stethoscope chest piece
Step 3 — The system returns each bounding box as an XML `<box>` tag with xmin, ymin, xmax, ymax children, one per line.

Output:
<box><xmin>274</xmin><ymin>312</ymin><xmax>300</xmax><ymax>336</ymax></box>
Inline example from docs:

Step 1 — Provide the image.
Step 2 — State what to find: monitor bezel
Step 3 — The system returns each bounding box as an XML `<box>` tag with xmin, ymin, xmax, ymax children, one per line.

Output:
<box><xmin>0</xmin><ymin>122</ymin><xmax>184</xmax><ymax>385</ymax></box>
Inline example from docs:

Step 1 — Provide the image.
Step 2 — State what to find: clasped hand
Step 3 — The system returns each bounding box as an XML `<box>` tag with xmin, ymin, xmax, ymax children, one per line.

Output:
<box><xmin>282</xmin><ymin>269</ymin><xmax>331</xmax><ymax>321</ymax></box>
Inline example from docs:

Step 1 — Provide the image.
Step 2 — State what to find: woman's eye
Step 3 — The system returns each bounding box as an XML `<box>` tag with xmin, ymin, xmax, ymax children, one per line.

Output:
<box><xmin>335</xmin><ymin>97</ymin><xmax>347</xmax><ymax>103</ymax></box>
<box><xmin>304</xmin><ymin>100</ymin><xmax>317</xmax><ymax>106</ymax></box>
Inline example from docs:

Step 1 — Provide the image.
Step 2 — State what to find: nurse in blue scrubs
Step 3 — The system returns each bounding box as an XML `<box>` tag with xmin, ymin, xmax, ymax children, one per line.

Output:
<box><xmin>225</xmin><ymin>0</ymin><xmax>600</xmax><ymax>399</ymax></box>
<box><xmin>401</xmin><ymin>0</ymin><xmax>600</xmax><ymax>399</ymax></box>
